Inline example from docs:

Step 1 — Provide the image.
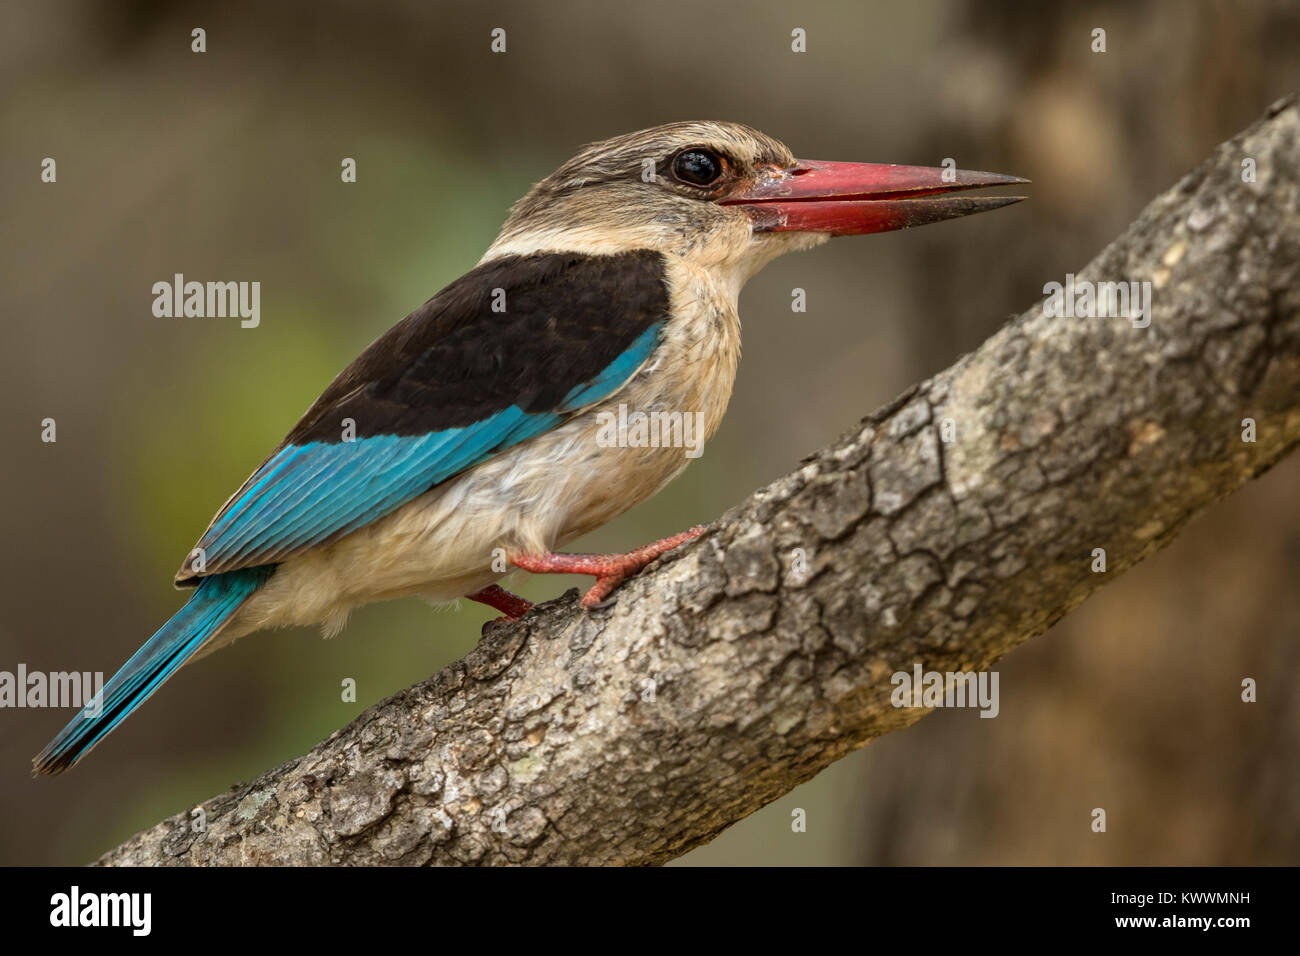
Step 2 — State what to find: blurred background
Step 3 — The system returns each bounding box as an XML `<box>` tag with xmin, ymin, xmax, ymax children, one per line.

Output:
<box><xmin>2</xmin><ymin>0</ymin><xmax>1298</xmax><ymax>866</ymax></box>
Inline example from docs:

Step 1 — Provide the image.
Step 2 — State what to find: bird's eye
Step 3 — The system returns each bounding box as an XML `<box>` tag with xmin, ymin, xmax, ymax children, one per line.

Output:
<box><xmin>671</xmin><ymin>149</ymin><xmax>724</xmax><ymax>187</ymax></box>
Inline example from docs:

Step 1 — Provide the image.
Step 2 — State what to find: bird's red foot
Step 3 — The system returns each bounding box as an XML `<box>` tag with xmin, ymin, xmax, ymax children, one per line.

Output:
<box><xmin>466</xmin><ymin>584</ymin><xmax>534</xmax><ymax>621</ymax></box>
<box><xmin>511</xmin><ymin>526</ymin><xmax>706</xmax><ymax>609</ymax></box>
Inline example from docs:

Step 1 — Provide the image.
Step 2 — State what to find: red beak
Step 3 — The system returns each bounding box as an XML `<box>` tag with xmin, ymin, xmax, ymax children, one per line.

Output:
<box><xmin>721</xmin><ymin>160</ymin><xmax>1028</xmax><ymax>235</ymax></box>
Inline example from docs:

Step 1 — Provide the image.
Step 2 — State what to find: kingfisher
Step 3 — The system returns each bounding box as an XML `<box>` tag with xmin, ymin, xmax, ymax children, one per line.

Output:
<box><xmin>34</xmin><ymin>121</ymin><xmax>1025</xmax><ymax>774</ymax></box>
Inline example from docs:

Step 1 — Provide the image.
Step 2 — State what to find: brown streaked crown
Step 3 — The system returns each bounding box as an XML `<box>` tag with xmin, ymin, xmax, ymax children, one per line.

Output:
<box><xmin>500</xmin><ymin>121</ymin><xmax>797</xmax><ymax>229</ymax></box>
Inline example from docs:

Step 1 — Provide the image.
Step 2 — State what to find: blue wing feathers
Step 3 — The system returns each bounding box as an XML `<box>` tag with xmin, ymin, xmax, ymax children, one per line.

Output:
<box><xmin>559</xmin><ymin>323</ymin><xmax>662</xmax><ymax>411</ymax></box>
<box><xmin>190</xmin><ymin>321</ymin><xmax>661</xmax><ymax>576</ymax></box>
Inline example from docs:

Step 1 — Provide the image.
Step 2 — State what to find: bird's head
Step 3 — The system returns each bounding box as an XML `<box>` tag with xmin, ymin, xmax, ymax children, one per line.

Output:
<box><xmin>484</xmin><ymin>120</ymin><xmax>1026</xmax><ymax>295</ymax></box>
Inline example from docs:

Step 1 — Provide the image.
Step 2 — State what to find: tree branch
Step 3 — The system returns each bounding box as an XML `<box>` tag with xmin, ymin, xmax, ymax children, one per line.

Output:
<box><xmin>97</xmin><ymin>97</ymin><xmax>1300</xmax><ymax>866</ymax></box>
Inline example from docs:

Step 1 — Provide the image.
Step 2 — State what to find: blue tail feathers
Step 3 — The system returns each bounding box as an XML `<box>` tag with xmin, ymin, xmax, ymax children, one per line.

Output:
<box><xmin>32</xmin><ymin>566</ymin><xmax>273</xmax><ymax>775</ymax></box>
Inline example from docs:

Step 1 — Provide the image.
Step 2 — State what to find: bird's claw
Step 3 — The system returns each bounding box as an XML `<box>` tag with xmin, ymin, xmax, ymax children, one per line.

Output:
<box><xmin>514</xmin><ymin>525</ymin><xmax>707</xmax><ymax>611</ymax></box>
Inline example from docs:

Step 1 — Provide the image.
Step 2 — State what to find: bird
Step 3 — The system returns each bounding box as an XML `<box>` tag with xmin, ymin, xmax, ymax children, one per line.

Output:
<box><xmin>34</xmin><ymin>121</ymin><xmax>1025</xmax><ymax>774</ymax></box>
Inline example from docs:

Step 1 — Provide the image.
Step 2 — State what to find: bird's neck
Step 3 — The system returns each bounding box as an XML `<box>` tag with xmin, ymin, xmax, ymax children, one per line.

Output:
<box><xmin>643</xmin><ymin>254</ymin><xmax>745</xmax><ymax>448</ymax></box>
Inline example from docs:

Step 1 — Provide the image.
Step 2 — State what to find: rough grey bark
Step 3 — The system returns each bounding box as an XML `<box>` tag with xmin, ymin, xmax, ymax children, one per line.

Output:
<box><xmin>98</xmin><ymin>97</ymin><xmax>1300</xmax><ymax>866</ymax></box>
